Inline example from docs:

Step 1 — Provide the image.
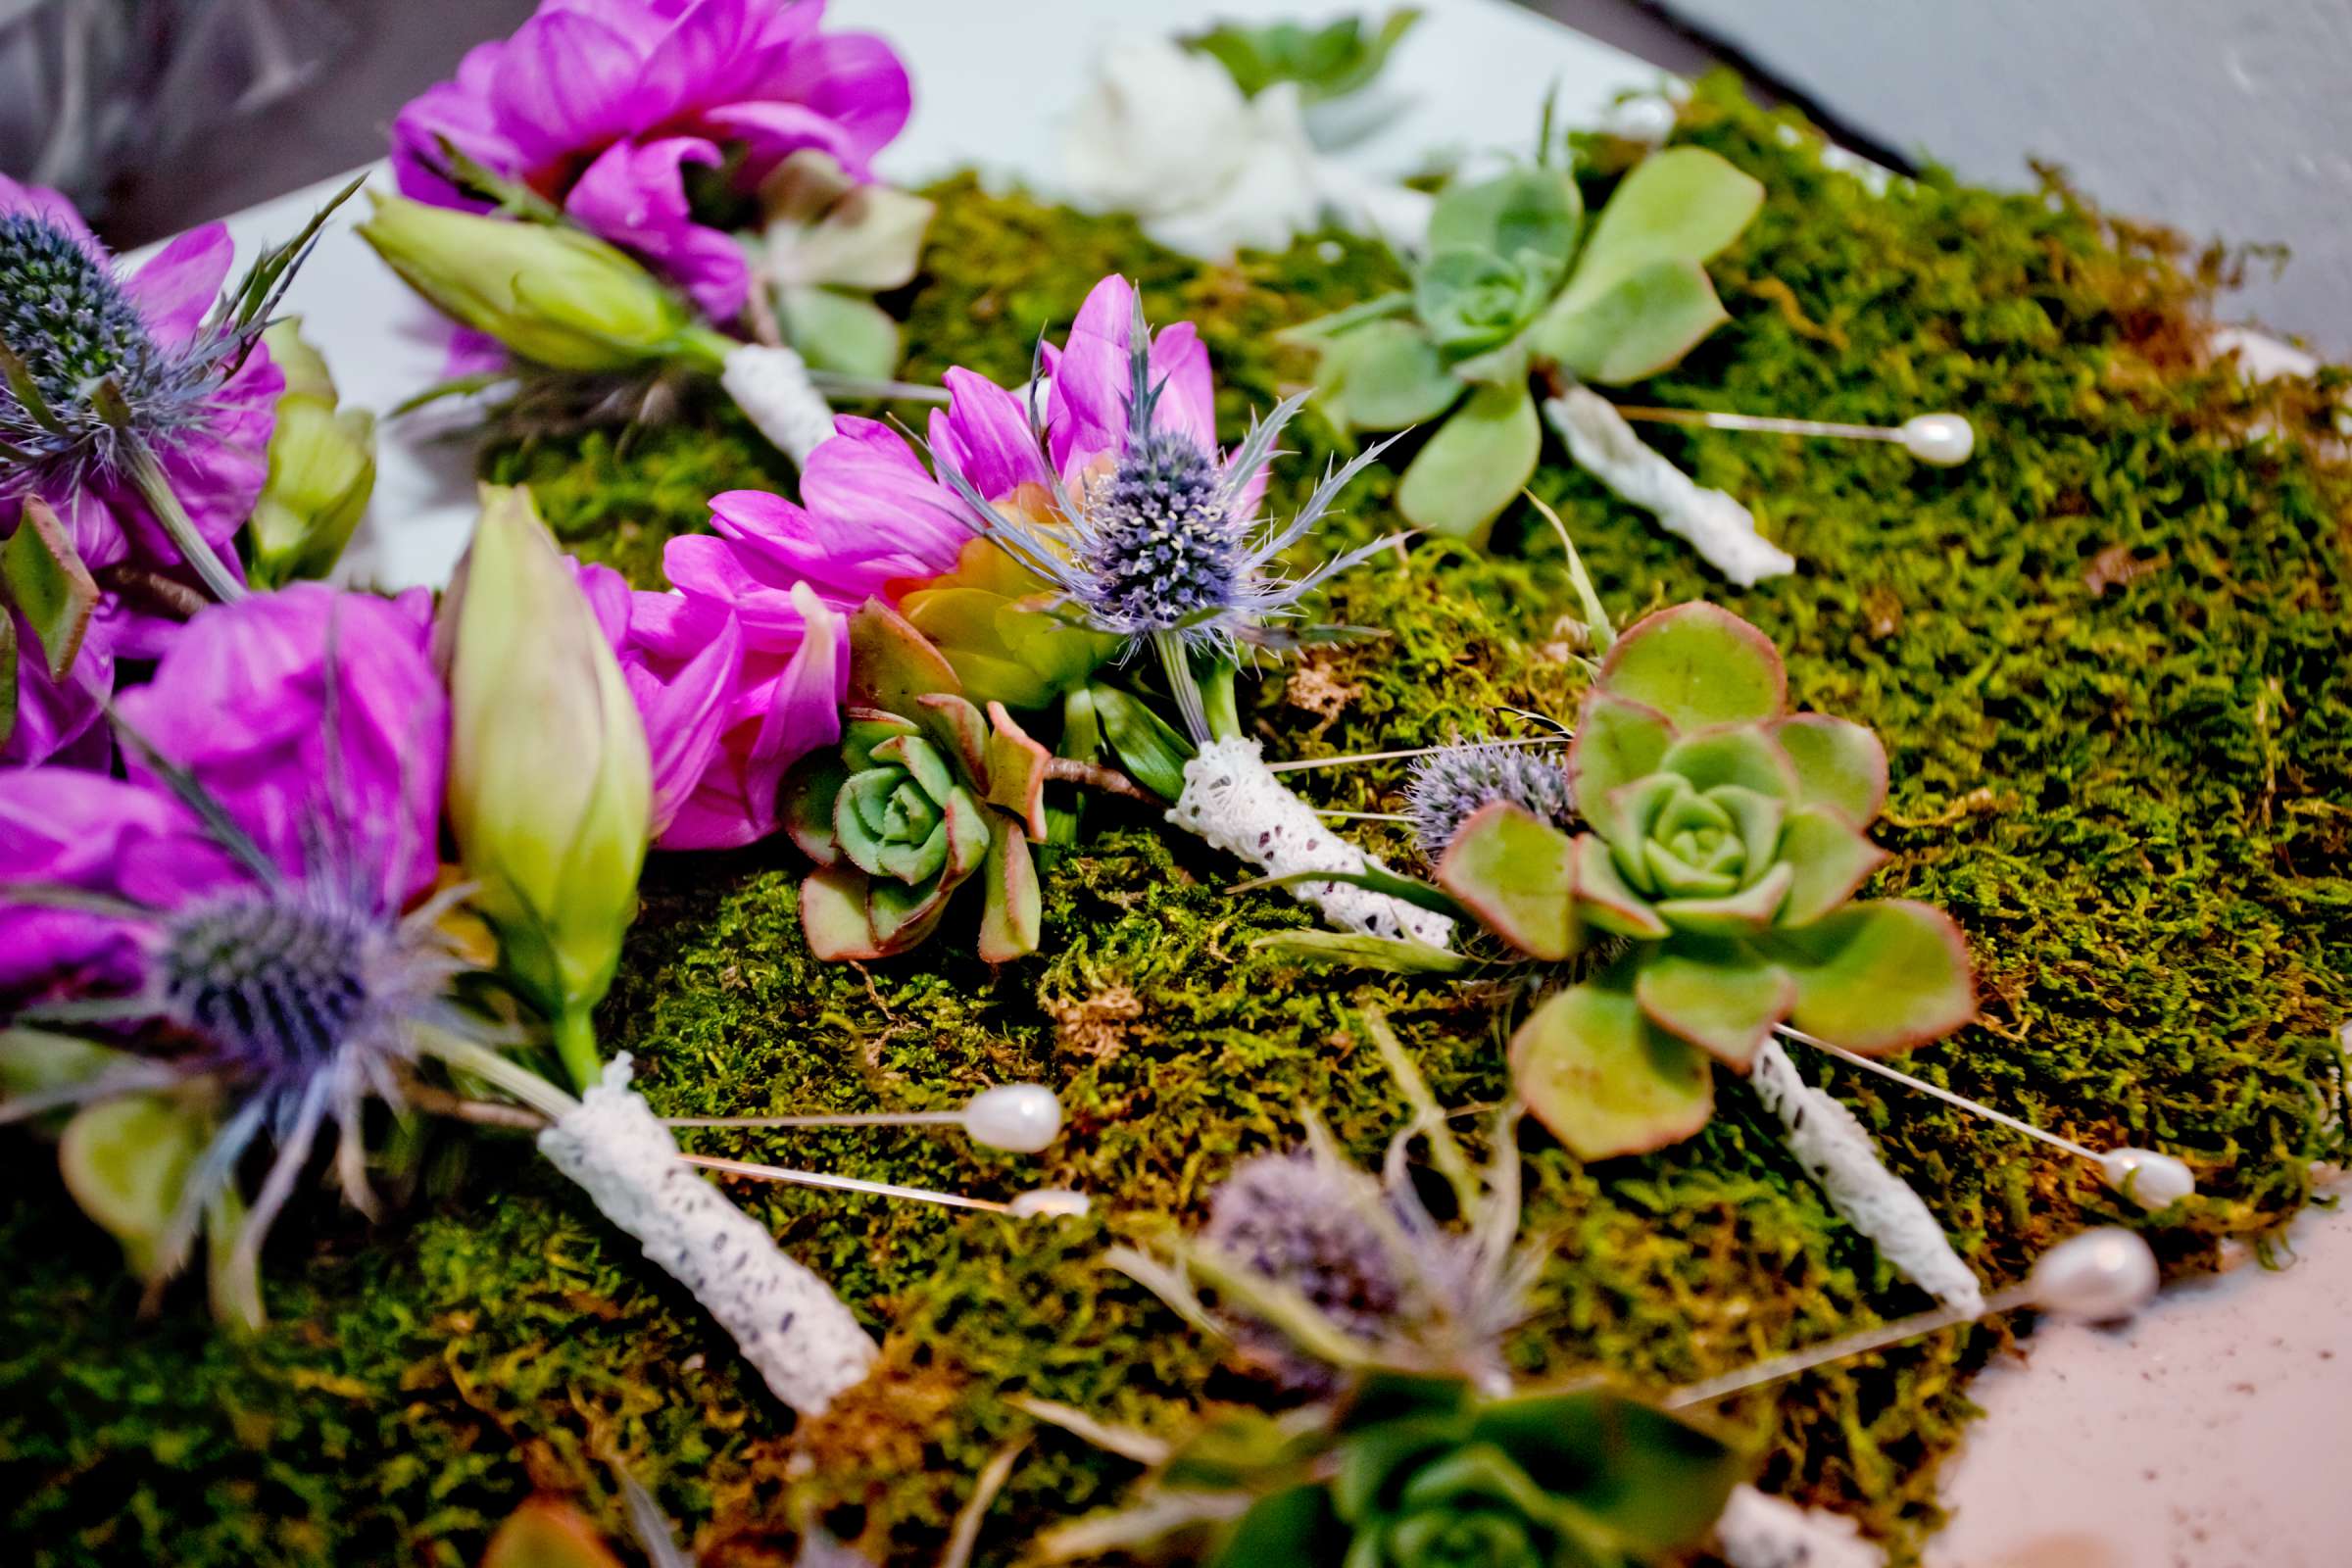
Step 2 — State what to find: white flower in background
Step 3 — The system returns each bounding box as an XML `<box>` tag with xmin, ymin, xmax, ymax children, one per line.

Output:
<box><xmin>1060</xmin><ymin>36</ymin><xmax>1431</xmax><ymax>262</ymax></box>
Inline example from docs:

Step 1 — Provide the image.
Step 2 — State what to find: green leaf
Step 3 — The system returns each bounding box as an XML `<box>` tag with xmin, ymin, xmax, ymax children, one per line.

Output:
<box><xmin>1773</xmin><ymin>713</ymin><xmax>1889</xmax><ymax>826</ymax></box>
<box><xmin>1333</xmin><ymin>1417</ymin><xmax>1466</xmax><ymax>1521</ymax></box>
<box><xmin>0</xmin><ymin>610</ymin><xmax>16</xmax><ymax>753</ymax></box>
<box><xmin>1657</xmin><ymin>724</ymin><xmax>1799</xmax><ymax>803</ymax></box>
<box><xmin>1470</xmin><ymin>1389</ymin><xmax>1746</xmax><ymax>1552</ymax></box>
<box><xmin>1235</xmin><ymin>864</ymin><xmax>1468</xmax><ymax>920</ymax></box>
<box><xmin>1186</xmin><ymin>8</ymin><xmax>1423</xmax><ymax>104</ymax></box>
<box><xmin>1207</xmin><ymin>1484</ymin><xmax>1343</xmax><ymax>1568</ymax></box>
<box><xmin>977</xmin><ymin>814</ymin><xmax>1042</xmax><ymax>963</ymax></box>
<box><xmin>59</xmin><ymin>1094</ymin><xmax>209</xmax><ymax>1280</ymax></box>
<box><xmin>1534</xmin><ymin>257</ymin><xmax>1729</xmax><ymax>384</ymax></box>
<box><xmin>1428</xmin><ymin>167</ymin><xmax>1584</xmax><ymax>272</ymax></box>
<box><xmin>1249</xmin><ymin>929</ymin><xmax>1472</xmax><ymax>975</ymax></box>
<box><xmin>1</xmin><ymin>495</ymin><xmax>98</xmax><ymax>681</ymax></box>
<box><xmin>481</xmin><ymin>1497</ymin><xmax>627</xmax><ymax>1568</ymax></box>
<box><xmin>1552</xmin><ymin>146</ymin><xmax>1762</xmax><ymax>318</ymax></box>
<box><xmin>1396</xmin><ymin>381</ymin><xmax>1541</xmax><ymax>546</ymax></box>
<box><xmin>1767</xmin><ymin>900</ymin><xmax>1976</xmax><ymax>1054</ymax></box>
<box><xmin>1091</xmin><ymin>682</ymin><xmax>1197</xmax><ymax>802</ymax></box>
<box><xmin>778</xmin><ymin>285</ymin><xmax>902</xmax><ymax>379</ymax></box>
<box><xmin>1594</xmin><ymin>602</ymin><xmax>1787</xmax><ymax>732</ymax></box>
<box><xmin>0</xmin><ymin>1027</ymin><xmax>131</xmax><ymax>1101</ymax></box>
<box><xmin>1311</xmin><ymin>319</ymin><xmax>1464</xmax><ymax>432</ymax></box>
<box><xmin>1633</xmin><ymin>937</ymin><xmax>1794</xmax><ymax>1070</ymax></box>
<box><xmin>1433</xmin><ymin>804</ymin><xmax>1581</xmax><ymax>960</ymax></box>
<box><xmin>1775</xmin><ymin>805</ymin><xmax>1888</xmax><ymax>927</ymax></box>
<box><xmin>1510</xmin><ymin>970</ymin><xmax>1715</xmax><ymax>1160</ymax></box>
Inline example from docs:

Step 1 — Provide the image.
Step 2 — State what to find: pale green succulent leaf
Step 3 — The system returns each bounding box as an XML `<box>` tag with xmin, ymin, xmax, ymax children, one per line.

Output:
<box><xmin>1768</xmin><ymin>900</ymin><xmax>1977</xmax><ymax>1054</ymax></box>
<box><xmin>1533</xmin><ymin>256</ymin><xmax>1729</xmax><ymax>383</ymax></box>
<box><xmin>976</xmin><ymin>814</ymin><xmax>1043</xmax><ymax>962</ymax></box>
<box><xmin>1510</xmin><ymin>970</ymin><xmax>1715</xmax><ymax>1160</ymax></box>
<box><xmin>1653</xmin><ymin>858</ymin><xmax>1793</xmax><ymax>937</ymax></box>
<box><xmin>1553</xmin><ymin>146</ymin><xmax>1763</xmax><ymax>318</ymax></box>
<box><xmin>1434</xmin><ymin>803</ymin><xmax>1581</xmax><ymax>960</ymax></box>
<box><xmin>1775</xmin><ymin>805</ymin><xmax>1889</xmax><ymax>927</ymax></box>
<box><xmin>1596</xmin><ymin>602</ymin><xmax>1787</xmax><ymax>732</ymax></box>
<box><xmin>1773</xmin><ymin>712</ymin><xmax>1890</xmax><ymax>826</ymax></box>
<box><xmin>1658</xmin><ymin>725</ymin><xmax>1799</xmax><ymax>803</ymax></box>
<box><xmin>1571</xmin><ymin>831</ymin><xmax>1668</xmax><ymax>939</ymax></box>
<box><xmin>1634</xmin><ymin>936</ymin><xmax>1795</xmax><ymax>1070</ymax></box>
<box><xmin>1470</xmin><ymin>1389</ymin><xmax>1748</xmax><ymax>1552</ymax></box>
<box><xmin>1567</xmin><ymin>691</ymin><xmax>1675</xmax><ymax>846</ymax></box>
<box><xmin>1395</xmin><ymin>380</ymin><xmax>1541</xmax><ymax>545</ymax></box>
<box><xmin>1312</xmin><ymin>319</ymin><xmax>1465</xmax><ymax>431</ymax></box>
<box><xmin>1428</xmin><ymin>166</ymin><xmax>1584</xmax><ymax>271</ymax></box>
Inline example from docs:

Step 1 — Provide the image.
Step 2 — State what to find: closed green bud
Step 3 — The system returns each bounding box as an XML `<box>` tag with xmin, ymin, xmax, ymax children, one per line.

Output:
<box><xmin>358</xmin><ymin>193</ymin><xmax>730</xmax><ymax>375</ymax></box>
<box><xmin>440</xmin><ymin>484</ymin><xmax>652</xmax><ymax>1089</ymax></box>
<box><xmin>246</xmin><ymin>319</ymin><xmax>375</xmax><ymax>588</ymax></box>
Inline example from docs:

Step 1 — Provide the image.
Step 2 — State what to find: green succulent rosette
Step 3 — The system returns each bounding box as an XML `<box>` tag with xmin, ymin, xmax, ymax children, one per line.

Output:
<box><xmin>1297</xmin><ymin>148</ymin><xmax>1763</xmax><ymax>545</ymax></box>
<box><xmin>1208</xmin><ymin>1374</ymin><xmax>1744</xmax><ymax>1568</ymax></box>
<box><xmin>1434</xmin><ymin>603</ymin><xmax>1976</xmax><ymax>1160</ymax></box>
<box><xmin>785</xmin><ymin>602</ymin><xmax>1053</xmax><ymax>962</ymax></box>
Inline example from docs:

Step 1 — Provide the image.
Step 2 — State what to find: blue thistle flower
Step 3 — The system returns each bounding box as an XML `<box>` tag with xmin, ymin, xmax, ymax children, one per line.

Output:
<box><xmin>924</xmin><ymin>294</ymin><xmax>1401</xmax><ymax>737</ymax></box>
<box><xmin>1203</xmin><ymin>1150</ymin><xmax>1412</xmax><ymax>1390</ymax></box>
<box><xmin>0</xmin><ymin>215</ymin><xmax>233</xmax><ymax>486</ymax></box>
<box><xmin>1404</xmin><ymin>739</ymin><xmax>1577</xmax><ymax>860</ymax></box>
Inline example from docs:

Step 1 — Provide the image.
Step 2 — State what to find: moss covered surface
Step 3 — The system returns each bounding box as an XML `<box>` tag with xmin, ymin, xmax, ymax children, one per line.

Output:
<box><xmin>8</xmin><ymin>81</ymin><xmax>2352</xmax><ymax>1567</ymax></box>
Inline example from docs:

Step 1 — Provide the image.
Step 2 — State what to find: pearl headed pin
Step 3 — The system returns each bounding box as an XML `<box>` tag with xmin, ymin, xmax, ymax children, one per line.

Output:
<box><xmin>1614</xmin><ymin>404</ymin><xmax>1978</xmax><ymax>466</ymax></box>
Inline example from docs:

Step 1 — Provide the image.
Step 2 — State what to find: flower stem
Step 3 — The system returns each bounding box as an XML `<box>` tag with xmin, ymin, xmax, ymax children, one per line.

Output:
<box><xmin>1155</xmin><ymin>633</ymin><xmax>1210</xmax><ymax>743</ymax></box>
<box><xmin>552</xmin><ymin>1006</ymin><xmax>603</xmax><ymax>1097</ymax></box>
<box><xmin>122</xmin><ymin>434</ymin><xmax>247</xmax><ymax>604</ymax></box>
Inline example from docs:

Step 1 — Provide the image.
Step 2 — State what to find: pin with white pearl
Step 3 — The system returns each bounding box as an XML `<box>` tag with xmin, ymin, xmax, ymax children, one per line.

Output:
<box><xmin>1612</xmin><ymin>404</ymin><xmax>1978</xmax><ymax>466</ymax></box>
<box><xmin>1775</xmin><ymin>1025</ymin><xmax>2196</xmax><ymax>1211</ymax></box>
<box><xmin>1665</xmin><ymin>1225</ymin><xmax>2162</xmax><ymax>1409</ymax></box>
<box><xmin>664</xmin><ymin>1082</ymin><xmax>1065</xmax><ymax>1154</ymax></box>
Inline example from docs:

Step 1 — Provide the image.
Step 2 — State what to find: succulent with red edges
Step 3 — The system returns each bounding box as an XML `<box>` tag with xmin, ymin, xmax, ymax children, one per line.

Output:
<box><xmin>785</xmin><ymin>600</ymin><xmax>1052</xmax><ymax>962</ymax></box>
<box><xmin>1432</xmin><ymin>601</ymin><xmax>1975</xmax><ymax>1160</ymax></box>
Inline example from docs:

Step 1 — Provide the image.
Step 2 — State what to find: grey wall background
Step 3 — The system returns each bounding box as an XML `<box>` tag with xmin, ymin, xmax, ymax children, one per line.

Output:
<box><xmin>1657</xmin><ymin>0</ymin><xmax>2352</xmax><ymax>355</ymax></box>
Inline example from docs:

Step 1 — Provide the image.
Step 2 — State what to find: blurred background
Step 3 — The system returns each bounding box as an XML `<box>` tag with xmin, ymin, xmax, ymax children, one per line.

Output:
<box><xmin>8</xmin><ymin>0</ymin><xmax>2345</xmax><ymax>354</ymax></box>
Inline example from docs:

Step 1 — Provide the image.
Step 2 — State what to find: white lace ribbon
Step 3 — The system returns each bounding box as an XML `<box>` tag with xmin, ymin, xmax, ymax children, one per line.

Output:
<box><xmin>722</xmin><ymin>343</ymin><xmax>835</xmax><ymax>467</ymax></box>
<box><xmin>537</xmin><ymin>1054</ymin><xmax>878</xmax><ymax>1413</ymax></box>
<box><xmin>1750</xmin><ymin>1038</ymin><xmax>1985</xmax><ymax>1314</ymax></box>
<box><xmin>1544</xmin><ymin>388</ymin><xmax>1795</xmax><ymax>586</ymax></box>
<box><xmin>1716</xmin><ymin>1486</ymin><xmax>1884</xmax><ymax>1568</ymax></box>
<box><xmin>1168</xmin><ymin>737</ymin><xmax>1455</xmax><ymax>948</ymax></box>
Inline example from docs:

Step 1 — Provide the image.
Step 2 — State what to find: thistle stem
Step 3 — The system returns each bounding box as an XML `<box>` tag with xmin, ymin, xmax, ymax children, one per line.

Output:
<box><xmin>807</xmin><ymin>371</ymin><xmax>954</xmax><ymax>405</ymax></box>
<box><xmin>411</xmin><ymin>1027</ymin><xmax>579</xmax><ymax>1122</ymax></box>
<box><xmin>1155</xmin><ymin>633</ymin><xmax>1212</xmax><ymax>744</ymax></box>
<box><xmin>122</xmin><ymin>435</ymin><xmax>246</xmax><ymax>603</ymax></box>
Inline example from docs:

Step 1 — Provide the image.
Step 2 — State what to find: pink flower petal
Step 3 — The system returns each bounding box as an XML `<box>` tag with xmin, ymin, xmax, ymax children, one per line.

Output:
<box><xmin>1147</xmin><ymin>318</ymin><xmax>1216</xmax><ymax>450</ymax></box>
<box><xmin>695</xmin><ymin>99</ymin><xmax>856</xmax><ymax>181</ymax></box>
<box><xmin>930</xmin><ymin>367</ymin><xmax>1050</xmax><ymax>502</ymax></box>
<box><xmin>1048</xmin><ymin>273</ymin><xmax>1138</xmax><ymax>478</ymax></box>
<box><xmin>488</xmin><ymin>7</ymin><xmax>652</xmax><ymax>171</ymax></box>
<box><xmin>759</xmin><ymin>29</ymin><xmax>911</xmax><ymax>168</ymax></box>
<box><xmin>122</xmin><ymin>225</ymin><xmax>235</xmax><ymax>352</ymax></box>
<box><xmin>564</xmin><ymin>135</ymin><xmax>751</xmax><ymax>318</ymax></box>
<box><xmin>0</xmin><ymin>172</ymin><xmax>97</xmax><ymax>249</ymax></box>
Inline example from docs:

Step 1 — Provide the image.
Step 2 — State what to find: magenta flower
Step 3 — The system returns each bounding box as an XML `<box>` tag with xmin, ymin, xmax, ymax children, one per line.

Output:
<box><xmin>0</xmin><ymin>585</ymin><xmax>460</xmax><ymax>1322</ymax></box>
<box><xmin>3</xmin><ymin>598</ymin><xmax>119</xmax><ymax>769</ymax></box>
<box><xmin>579</xmin><ymin>417</ymin><xmax>965</xmax><ymax>850</ymax></box>
<box><xmin>922</xmin><ymin>273</ymin><xmax>1392</xmax><ymax>732</ymax></box>
<box><xmin>390</xmin><ymin>0</ymin><xmax>912</xmax><ymax>321</ymax></box>
<box><xmin>0</xmin><ymin>173</ymin><xmax>282</xmax><ymax>611</ymax></box>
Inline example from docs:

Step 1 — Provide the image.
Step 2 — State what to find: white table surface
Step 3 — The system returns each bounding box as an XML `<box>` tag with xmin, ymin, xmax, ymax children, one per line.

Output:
<box><xmin>169</xmin><ymin>4</ymin><xmax>2350</xmax><ymax>1561</ymax></box>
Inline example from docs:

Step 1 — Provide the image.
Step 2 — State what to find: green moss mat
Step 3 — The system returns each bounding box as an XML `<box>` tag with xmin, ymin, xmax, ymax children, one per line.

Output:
<box><xmin>8</xmin><ymin>81</ymin><xmax>2350</xmax><ymax>1567</ymax></box>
